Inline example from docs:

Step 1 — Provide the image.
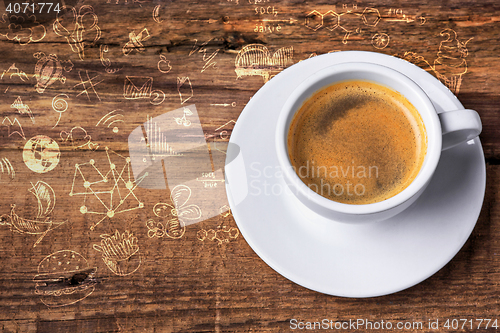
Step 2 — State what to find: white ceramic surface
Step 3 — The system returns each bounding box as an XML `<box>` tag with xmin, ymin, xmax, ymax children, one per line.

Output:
<box><xmin>275</xmin><ymin>62</ymin><xmax>442</xmax><ymax>223</ymax></box>
<box><xmin>224</xmin><ymin>51</ymin><xmax>486</xmax><ymax>297</ymax></box>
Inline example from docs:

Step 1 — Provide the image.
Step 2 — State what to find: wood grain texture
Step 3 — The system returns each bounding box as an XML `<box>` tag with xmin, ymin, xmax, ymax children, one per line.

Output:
<box><xmin>0</xmin><ymin>0</ymin><xmax>499</xmax><ymax>332</ymax></box>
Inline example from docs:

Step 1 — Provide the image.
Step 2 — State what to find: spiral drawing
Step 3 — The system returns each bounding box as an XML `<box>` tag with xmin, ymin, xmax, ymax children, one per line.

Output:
<box><xmin>51</xmin><ymin>94</ymin><xmax>69</xmax><ymax>128</ymax></box>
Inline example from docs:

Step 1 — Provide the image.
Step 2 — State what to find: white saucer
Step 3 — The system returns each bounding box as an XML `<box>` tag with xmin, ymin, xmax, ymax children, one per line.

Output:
<box><xmin>224</xmin><ymin>51</ymin><xmax>486</xmax><ymax>297</ymax></box>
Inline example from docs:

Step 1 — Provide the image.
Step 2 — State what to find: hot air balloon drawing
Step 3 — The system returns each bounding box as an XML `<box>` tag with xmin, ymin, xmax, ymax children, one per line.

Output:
<box><xmin>33</xmin><ymin>52</ymin><xmax>73</xmax><ymax>94</ymax></box>
<box><xmin>0</xmin><ymin>181</ymin><xmax>66</xmax><ymax>247</ymax></box>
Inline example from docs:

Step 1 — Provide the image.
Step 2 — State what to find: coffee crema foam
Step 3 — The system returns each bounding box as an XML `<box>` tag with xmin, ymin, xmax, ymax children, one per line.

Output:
<box><xmin>287</xmin><ymin>80</ymin><xmax>427</xmax><ymax>204</ymax></box>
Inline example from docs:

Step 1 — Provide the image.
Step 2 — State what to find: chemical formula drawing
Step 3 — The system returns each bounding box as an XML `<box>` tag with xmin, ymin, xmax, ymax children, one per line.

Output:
<box><xmin>197</xmin><ymin>206</ymin><xmax>239</xmax><ymax>245</ymax></box>
<box><xmin>304</xmin><ymin>5</ymin><xmax>425</xmax><ymax>47</ymax></box>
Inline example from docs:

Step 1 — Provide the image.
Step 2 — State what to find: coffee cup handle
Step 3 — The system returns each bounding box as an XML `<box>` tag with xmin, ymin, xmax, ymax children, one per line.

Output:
<box><xmin>438</xmin><ymin>109</ymin><xmax>482</xmax><ymax>150</ymax></box>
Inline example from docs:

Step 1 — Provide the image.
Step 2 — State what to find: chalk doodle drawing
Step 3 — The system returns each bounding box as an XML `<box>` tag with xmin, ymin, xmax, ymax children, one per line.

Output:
<box><xmin>0</xmin><ymin>157</ymin><xmax>15</xmax><ymax>180</ymax></box>
<box><xmin>361</xmin><ymin>7</ymin><xmax>382</xmax><ymax>27</ymax></box>
<box><xmin>34</xmin><ymin>250</ymin><xmax>97</xmax><ymax>307</ymax></box>
<box><xmin>304</xmin><ymin>6</ymin><xmax>425</xmax><ymax>46</ymax></box>
<box><xmin>235</xmin><ymin>44</ymin><xmax>293</xmax><ymax>82</ymax></box>
<box><xmin>202</xmin><ymin>119</ymin><xmax>235</xmax><ymax>170</ymax></box>
<box><xmin>402</xmin><ymin>29</ymin><xmax>472</xmax><ymax>95</ymax></box>
<box><xmin>197</xmin><ymin>225</ymin><xmax>239</xmax><ymax>244</ymax></box>
<box><xmin>100</xmin><ymin>45</ymin><xmax>122</xmax><ymax>74</ymax></box>
<box><xmin>1</xmin><ymin>64</ymin><xmax>29</xmax><ymax>82</ymax></box>
<box><xmin>153</xmin><ymin>5</ymin><xmax>163</xmax><ymax>23</ymax></box>
<box><xmin>197</xmin><ymin>206</ymin><xmax>239</xmax><ymax>245</ymax></box>
<box><xmin>124</xmin><ymin>76</ymin><xmax>166</xmax><ymax>105</ymax></box>
<box><xmin>210</xmin><ymin>102</ymin><xmax>236</xmax><ymax>108</ymax></box>
<box><xmin>372</xmin><ymin>33</ymin><xmax>390</xmax><ymax>49</ymax></box>
<box><xmin>74</xmin><ymin>71</ymin><xmax>104</xmax><ymax>102</ymax></box>
<box><xmin>23</xmin><ymin>135</ymin><xmax>60</xmax><ymax>173</ymax></box>
<box><xmin>210</xmin><ymin>101</ymin><xmax>237</xmax><ymax>108</ymax></box>
<box><xmin>33</xmin><ymin>52</ymin><xmax>73</xmax><ymax>94</ymax></box>
<box><xmin>107</xmin><ymin>0</ymin><xmax>145</xmax><ymax>5</ymax></box>
<box><xmin>252</xmin><ymin>5</ymin><xmax>298</xmax><ymax>34</ymax></box>
<box><xmin>146</xmin><ymin>185</ymin><xmax>202</xmax><ymax>239</ymax></box>
<box><xmin>69</xmin><ymin>147</ymin><xmax>146</xmax><ymax>230</ymax></box>
<box><xmin>0</xmin><ymin>182</ymin><xmax>66</xmax><ymax>247</ymax></box>
<box><xmin>2</xmin><ymin>117</ymin><xmax>25</xmax><ymax>140</ymax></box>
<box><xmin>0</xmin><ymin>13</ymin><xmax>46</xmax><ymax>44</ymax></box>
<box><xmin>0</xmin><ymin>204</ymin><xmax>65</xmax><ymax>247</ymax></box>
<box><xmin>214</xmin><ymin>120</ymin><xmax>235</xmax><ymax>139</ymax></box>
<box><xmin>123</xmin><ymin>28</ymin><xmax>150</xmax><ymax>55</ymax></box>
<box><xmin>51</xmin><ymin>94</ymin><xmax>69</xmax><ymax>128</ymax></box>
<box><xmin>31</xmin><ymin>181</ymin><xmax>56</xmax><ymax>218</ymax></box>
<box><xmin>53</xmin><ymin>5</ymin><xmax>102</xmax><ymax>60</ymax></box>
<box><xmin>204</xmin><ymin>119</ymin><xmax>236</xmax><ymax>155</ymax></box>
<box><xmin>189</xmin><ymin>39</ymin><xmax>220</xmax><ymax>73</ymax></box>
<box><xmin>141</xmin><ymin>114</ymin><xmax>183</xmax><ymax>162</ymax></box>
<box><xmin>174</xmin><ymin>107</ymin><xmax>193</xmax><ymax>127</ymax></box>
<box><xmin>60</xmin><ymin>127</ymin><xmax>99</xmax><ymax>151</ymax></box>
<box><xmin>11</xmin><ymin>96</ymin><xmax>34</xmax><ymax>123</ymax></box>
<box><xmin>196</xmin><ymin>172</ymin><xmax>224</xmax><ymax>188</ymax></box>
<box><xmin>386</xmin><ymin>8</ymin><xmax>426</xmax><ymax>24</ymax></box>
<box><xmin>96</xmin><ymin>110</ymin><xmax>125</xmax><ymax>134</ymax></box>
<box><xmin>129</xmin><ymin>105</ymin><xmax>229</xmax><ymax>220</ymax></box>
<box><xmin>338</xmin><ymin>11</ymin><xmax>363</xmax><ymax>44</ymax></box>
<box><xmin>177</xmin><ymin>77</ymin><xmax>193</xmax><ymax>104</ymax></box>
<box><xmin>305</xmin><ymin>8</ymin><xmax>367</xmax><ymax>44</ymax></box>
<box><xmin>93</xmin><ymin>230</ymin><xmax>141</xmax><ymax>276</ymax></box>
<box><xmin>157</xmin><ymin>55</ymin><xmax>172</xmax><ymax>73</ymax></box>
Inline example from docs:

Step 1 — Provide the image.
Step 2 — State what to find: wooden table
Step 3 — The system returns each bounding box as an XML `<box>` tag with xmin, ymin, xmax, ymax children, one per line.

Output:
<box><xmin>0</xmin><ymin>0</ymin><xmax>499</xmax><ymax>332</ymax></box>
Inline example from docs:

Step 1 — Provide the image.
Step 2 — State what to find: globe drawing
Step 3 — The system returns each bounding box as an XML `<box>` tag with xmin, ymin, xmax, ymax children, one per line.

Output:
<box><xmin>23</xmin><ymin>135</ymin><xmax>60</xmax><ymax>173</ymax></box>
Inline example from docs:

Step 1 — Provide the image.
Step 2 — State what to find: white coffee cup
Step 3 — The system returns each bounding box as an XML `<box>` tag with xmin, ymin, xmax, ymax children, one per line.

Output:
<box><xmin>275</xmin><ymin>62</ymin><xmax>482</xmax><ymax>223</ymax></box>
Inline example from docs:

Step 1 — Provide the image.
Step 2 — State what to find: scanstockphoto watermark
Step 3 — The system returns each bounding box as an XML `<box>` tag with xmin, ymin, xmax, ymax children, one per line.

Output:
<box><xmin>290</xmin><ymin>318</ymin><xmax>500</xmax><ymax>331</ymax></box>
<box><xmin>248</xmin><ymin>161</ymin><xmax>379</xmax><ymax>197</ymax></box>
<box><xmin>290</xmin><ymin>318</ymin><xmax>424</xmax><ymax>330</ymax></box>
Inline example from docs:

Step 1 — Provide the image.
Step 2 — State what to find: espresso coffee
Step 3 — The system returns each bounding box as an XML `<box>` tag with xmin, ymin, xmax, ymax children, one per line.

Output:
<box><xmin>287</xmin><ymin>80</ymin><xmax>427</xmax><ymax>204</ymax></box>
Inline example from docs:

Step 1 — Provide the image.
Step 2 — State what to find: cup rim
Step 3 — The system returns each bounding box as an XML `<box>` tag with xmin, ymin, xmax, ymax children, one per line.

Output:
<box><xmin>275</xmin><ymin>61</ymin><xmax>442</xmax><ymax>216</ymax></box>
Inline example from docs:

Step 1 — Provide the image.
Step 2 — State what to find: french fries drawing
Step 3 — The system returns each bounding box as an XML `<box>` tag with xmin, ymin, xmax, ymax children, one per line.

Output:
<box><xmin>93</xmin><ymin>230</ymin><xmax>141</xmax><ymax>276</ymax></box>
